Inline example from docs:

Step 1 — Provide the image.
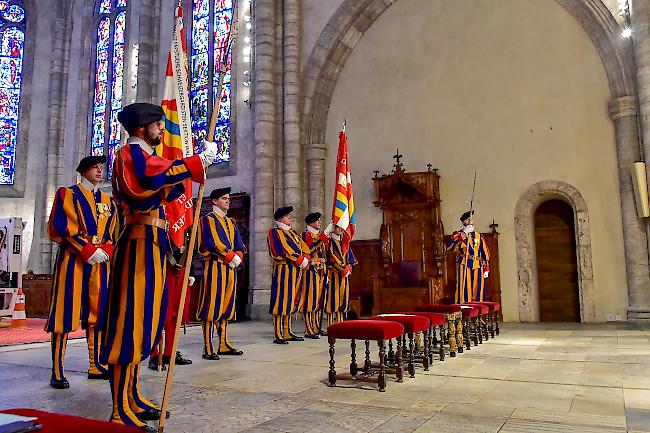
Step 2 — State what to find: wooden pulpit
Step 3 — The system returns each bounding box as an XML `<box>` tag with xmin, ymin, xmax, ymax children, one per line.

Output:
<box><xmin>370</xmin><ymin>155</ymin><xmax>447</xmax><ymax>314</ymax></box>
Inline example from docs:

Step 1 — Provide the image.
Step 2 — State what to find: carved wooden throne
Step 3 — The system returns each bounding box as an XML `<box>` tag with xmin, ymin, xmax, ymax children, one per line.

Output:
<box><xmin>371</xmin><ymin>153</ymin><xmax>447</xmax><ymax>314</ymax></box>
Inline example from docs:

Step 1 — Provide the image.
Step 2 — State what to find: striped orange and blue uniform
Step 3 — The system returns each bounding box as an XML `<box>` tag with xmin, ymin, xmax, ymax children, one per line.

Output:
<box><xmin>447</xmin><ymin>230</ymin><xmax>490</xmax><ymax>303</ymax></box>
<box><xmin>301</xmin><ymin>230</ymin><xmax>327</xmax><ymax>336</ymax></box>
<box><xmin>267</xmin><ymin>227</ymin><xmax>309</xmax><ymax>340</ymax></box>
<box><xmin>100</xmin><ymin>140</ymin><xmax>204</xmax><ymax>427</ymax></box>
<box><xmin>198</xmin><ymin>211</ymin><xmax>245</xmax><ymax>354</ymax></box>
<box><xmin>325</xmin><ymin>237</ymin><xmax>357</xmax><ymax>326</ymax></box>
<box><xmin>46</xmin><ymin>183</ymin><xmax>117</xmax><ymax>381</ymax></box>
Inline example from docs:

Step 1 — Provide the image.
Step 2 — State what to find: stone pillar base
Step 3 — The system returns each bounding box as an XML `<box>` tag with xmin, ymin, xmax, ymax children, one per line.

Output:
<box><xmin>627</xmin><ymin>306</ymin><xmax>650</xmax><ymax>321</ymax></box>
<box><xmin>247</xmin><ymin>304</ymin><xmax>272</xmax><ymax>321</ymax></box>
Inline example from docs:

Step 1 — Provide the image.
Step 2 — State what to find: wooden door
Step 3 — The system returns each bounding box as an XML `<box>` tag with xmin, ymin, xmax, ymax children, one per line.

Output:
<box><xmin>534</xmin><ymin>200</ymin><xmax>580</xmax><ymax>322</ymax></box>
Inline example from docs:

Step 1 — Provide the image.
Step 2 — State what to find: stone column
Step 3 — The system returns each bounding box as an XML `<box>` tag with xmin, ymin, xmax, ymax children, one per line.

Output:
<box><xmin>609</xmin><ymin>96</ymin><xmax>650</xmax><ymax>319</ymax></box>
<box><xmin>249</xmin><ymin>0</ymin><xmax>276</xmax><ymax>319</ymax></box>
<box><xmin>274</xmin><ymin>2</ymin><xmax>283</xmax><ymax>209</ymax></box>
<box><xmin>41</xmin><ymin>3</ymin><xmax>73</xmax><ymax>272</ymax></box>
<box><xmin>283</xmin><ymin>0</ymin><xmax>302</xmax><ymax>215</ymax></box>
<box><xmin>306</xmin><ymin>142</ymin><xmax>327</xmax><ymax>217</ymax></box>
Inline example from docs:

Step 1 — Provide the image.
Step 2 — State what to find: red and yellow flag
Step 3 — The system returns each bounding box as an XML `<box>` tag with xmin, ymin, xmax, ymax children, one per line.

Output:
<box><xmin>158</xmin><ymin>5</ymin><xmax>194</xmax><ymax>248</ymax></box>
<box><xmin>331</xmin><ymin>126</ymin><xmax>356</xmax><ymax>253</ymax></box>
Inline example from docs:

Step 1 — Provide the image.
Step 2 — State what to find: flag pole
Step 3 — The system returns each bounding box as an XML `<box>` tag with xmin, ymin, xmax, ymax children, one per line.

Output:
<box><xmin>158</xmin><ymin>6</ymin><xmax>238</xmax><ymax>432</ymax></box>
<box><xmin>461</xmin><ymin>171</ymin><xmax>477</xmax><ymax>303</ymax></box>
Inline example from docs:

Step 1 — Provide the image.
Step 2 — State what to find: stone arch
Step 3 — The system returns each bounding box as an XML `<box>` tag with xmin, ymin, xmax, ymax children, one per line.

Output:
<box><xmin>514</xmin><ymin>181</ymin><xmax>595</xmax><ymax>322</ymax></box>
<box><xmin>302</xmin><ymin>0</ymin><xmax>636</xmax><ymax>213</ymax></box>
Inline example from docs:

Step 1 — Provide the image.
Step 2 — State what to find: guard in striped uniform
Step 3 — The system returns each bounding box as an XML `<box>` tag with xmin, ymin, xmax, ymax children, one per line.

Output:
<box><xmin>300</xmin><ymin>212</ymin><xmax>329</xmax><ymax>338</ymax></box>
<box><xmin>100</xmin><ymin>103</ymin><xmax>219</xmax><ymax>431</ymax></box>
<box><xmin>267</xmin><ymin>206</ymin><xmax>310</xmax><ymax>344</ymax></box>
<box><xmin>198</xmin><ymin>187</ymin><xmax>245</xmax><ymax>359</ymax></box>
<box><xmin>446</xmin><ymin>210</ymin><xmax>490</xmax><ymax>303</ymax></box>
<box><xmin>45</xmin><ymin>155</ymin><xmax>117</xmax><ymax>389</ymax></box>
<box><xmin>325</xmin><ymin>225</ymin><xmax>357</xmax><ymax>326</ymax></box>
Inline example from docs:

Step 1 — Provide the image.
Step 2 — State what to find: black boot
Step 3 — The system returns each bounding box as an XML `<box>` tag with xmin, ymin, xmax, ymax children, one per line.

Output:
<box><xmin>49</xmin><ymin>377</ymin><xmax>70</xmax><ymax>389</ymax></box>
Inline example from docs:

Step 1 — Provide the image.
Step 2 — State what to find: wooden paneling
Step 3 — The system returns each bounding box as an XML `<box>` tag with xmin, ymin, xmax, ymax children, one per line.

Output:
<box><xmin>534</xmin><ymin>200</ymin><xmax>579</xmax><ymax>322</ymax></box>
<box><xmin>349</xmin><ymin>240</ymin><xmax>382</xmax><ymax>316</ymax></box>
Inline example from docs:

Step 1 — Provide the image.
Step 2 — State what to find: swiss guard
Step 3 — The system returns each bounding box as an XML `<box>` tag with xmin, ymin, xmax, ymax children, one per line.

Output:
<box><xmin>45</xmin><ymin>154</ymin><xmax>117</xmax><ymax>389</ymax></box>
<box><xmin>100</xmin><ymin>102</ymin><xmax>219</xmax><ymax>431</ymax></box>
<box><xmin>446</xmin><ymin>210</ymin><xmax>491</xmax><ymax>303</ymax></box>
<box><xmin>300</xmin><ymin>212</ymin><xmax>329</xmax><ymax>338</ymax></box>
<box><xmin>197</xmin><ymin>187</ymin><xmax>246</xmax><ymax>359</ymax></box>
<box><xmin>324</xmin><ymin>224</ymin><xmax>357</xmax><ymax>326</ymax></box>
<box><xmin>267</xmin><ymin>206</ymin><xmax>310</xmax><ymax>344</ymax></box>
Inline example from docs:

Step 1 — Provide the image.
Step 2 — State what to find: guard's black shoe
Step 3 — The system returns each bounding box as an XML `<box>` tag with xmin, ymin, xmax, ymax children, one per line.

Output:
<box><xmin>139</xmin><ymin>425</ymin><xmax>158</xmax><ymax>433</ymax></box>
<box><xmin>218</xmin><ymin>348</ymin><xmax>243</xmax><ymax>355</ymax></box>
<box><xmin>287</xmin><ymin>335</ymin><xmax>304</xmax><ymax>341</ymax></box>
<box><xmin>135</xmin><ymin>408</ymin><xmax>170</xmax><ymax>422</ymax></box>
<box><xmin>273</xmin><ymin>339</ymin><xmax>289</xmax><ymax>344</ymax></box>
<box><xmin>87</xmin><ymin>372</ymin><xmax>109</xmax><ymax>380</ymax></box>
<box><xmin>147</xmin><ymin>358</ymin><xmax>160</xmax><ymax>371</ymax></box>
<box><xmin>319</xmin><ymin>330</ymin><xmax>328</xmax><ymax>337</ymax></box>
<box><xmin>50</xmin><ymin>377</ymin><xmax>70</xmax><ymax>389</ymax></box>
<box><xmin>304</xmin><ymin>334</ymin><xmax>320</xmax><ymax>339</ymax></box>
<box><xmin>163</xmin><ymin>351</ymin><xmax>193</xmax><ymax>365</ymax></box>
<box><xmin>202</xmin><ymin>353</ymin><xmax>220</xmax><ymax>360</ymax></box>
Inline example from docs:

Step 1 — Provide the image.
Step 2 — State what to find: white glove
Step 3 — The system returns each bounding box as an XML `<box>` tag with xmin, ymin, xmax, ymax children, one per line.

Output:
<box><xmin>229</xmin><ymin>254</ymin><xmax>242</xmax><ymax>268</ymax></box>
<box><xmin>483</xmin><ymin>271</ymin><xmax>489</xmax><ymax>279</ymax></box>
<box><xmin>323</xmin><ymin>223</ymin><xmax>334</xmax><ymax>237</ymax></box>
<box><xmin>188</xmin><ymin>276</ymin><xmax>196</xmax><ymax>286</ymax></box>
<box><xmin>299</xmin><ymin>259</ymin><xmax>309</xmax><ymax>269</ymax></box>
<box><xmin>199</xmin><ymin>141</ymin><xmax>219</xmax><ymax>167</ymax></box>
<box><xmin>463</xmin><ymin>224</ymin><xmax>474</xmax><ymax>234</ymax></box>
<box><xmin>87</xmin><ymin>248</ymin><xmax>109</xmax><ymax>265</ymax></box>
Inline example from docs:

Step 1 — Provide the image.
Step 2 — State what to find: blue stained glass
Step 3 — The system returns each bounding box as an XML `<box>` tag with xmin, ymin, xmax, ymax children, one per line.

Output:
<box><xmin>0</xmin><ymin>22</ymin><xmax>24</xmax><ymax>185</ymax></box>
<box><xmin>92</xmin><ymin>0</ymin><xmax>127</xmax><ymax>178</ymax></box>
<box><xmin>2</xmin><ymin>5</ymin><xmax>24</xmax><ymax>22</ymax></box>
<box><xmin>190</xmin><ymin>0</ymin><xmax>232</xmax><ymax>160</ymax></box>
<box><xmin>99</xmin><ymin>0</ymin><xmax>111</xmax><ymax>14</ymax></box>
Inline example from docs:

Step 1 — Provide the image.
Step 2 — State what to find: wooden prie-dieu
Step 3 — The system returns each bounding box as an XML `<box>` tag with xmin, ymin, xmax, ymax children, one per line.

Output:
<box><xmin>370</xmin><ymin>152</ymin><xmax>447</xmax><ymax>315</ymax></box>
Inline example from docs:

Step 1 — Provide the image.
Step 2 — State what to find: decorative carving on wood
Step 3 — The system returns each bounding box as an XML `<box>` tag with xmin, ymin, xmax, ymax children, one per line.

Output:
<box><xmin>370</xmin><ymin>154</ymin><xmax>447</xmax><ymax>314</ymax></box>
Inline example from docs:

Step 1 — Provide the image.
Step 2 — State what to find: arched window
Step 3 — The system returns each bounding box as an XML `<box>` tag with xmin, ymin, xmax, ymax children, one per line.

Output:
<box><xmin>91</xmin><ymin>0</ymin><xmax>127</xmax><ymax>178</ymax></box>
<box><xmin>0</xmin><ymin>0</ymin><xmax>26</xmax><ymax>185</ymax></box>
<box><xmin>190</xmin><ymin>0</ymin><xmax>233</xmax><ymax>163</ymax></box>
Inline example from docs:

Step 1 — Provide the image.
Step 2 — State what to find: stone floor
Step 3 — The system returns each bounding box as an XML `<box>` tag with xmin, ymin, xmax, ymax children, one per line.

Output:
<box><xmin>1</xmin><ymin>321</ymin><xmax>650</xmax><ymax>432</ymax></box>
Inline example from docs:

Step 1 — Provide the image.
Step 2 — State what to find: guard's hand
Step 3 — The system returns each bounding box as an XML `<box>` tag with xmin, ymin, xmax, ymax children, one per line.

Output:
<box><xmin>342</xmin><ymin>265</ymin><xmax>352</xmax><ymax>278</ymax></box>
<box><xmin>323</xmin><ymin>223</ymin><xmax>334</xmax><ymax>237</ymax></box>
<box><xmin>87</xmin><ymin>249</ymin><xmax>109</xmax><ymax>265</ymax></box>
<box><xmin>199</xmin><ymin>141</ymin><xmax>219</xmax><ymax>167</ymax></box>
<box><xmin>230</xmin><ymin>254</ymin><xmax>242</xmax><ymax>268</ymax></box>
<box><xmin>188</xmin><ymin>276</ymin><xmax>196</xmax><ymax>286</ymax></box>
<box><xmin>483</xmin><ymin>271</ymin><xmax>489</xmax><ymax>279</ymax></box>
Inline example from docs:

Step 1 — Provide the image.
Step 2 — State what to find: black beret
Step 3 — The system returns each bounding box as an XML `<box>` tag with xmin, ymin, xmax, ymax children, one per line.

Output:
<box><xmin>274</xmin><ymin>206</ymin><xmax>294</xmax><ymax>221</ymax></box>
<box><xmin>210</xmin><ymin>187</ymin><xmax>231</xmax><ymax>200</ymax></box>
<box><xmin>305</xmin><ymin>212</ymin><xmax>321</xmax><ymax>224</ymax></box>
<box><xmin>117</xmin><ymin>103</ymin><xmax>164</xmax><ymax>134</ymax></box>
<box><xmin>76</xmin><ymin>155</ymin><xmax>106</xmax><ymax>174</ymax></box>
<box><xmin>460</xmin><ymin>210</ymin><xmax>475</xmax><ymax>221</ymax></box>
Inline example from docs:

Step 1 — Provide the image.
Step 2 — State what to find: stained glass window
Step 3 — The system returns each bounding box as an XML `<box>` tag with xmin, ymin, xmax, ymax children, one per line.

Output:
<box><xmin>0</xmin><ymin>1</ymin><xmax>25</xmax><ymax>185</ymax></box>
<box><xmin>92</xmin><ymin>0</ymin><xmax>127</xmax><ymax>178</ymax></box>
<box><xmin>190</xmin><ymin>0</ymin><xmax>233</xmax><ymax>163</ymax></box>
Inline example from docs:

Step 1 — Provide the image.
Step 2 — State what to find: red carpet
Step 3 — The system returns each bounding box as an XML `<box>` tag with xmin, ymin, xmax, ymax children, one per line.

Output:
<box><xmin>0</xmin><ymin>318</ymin><xmax>85</xmax><ymax>346</ymax></box>
<box><xmin>0</xmin><ymin>409</ymin><xmax>141</xmax><ymax>432</ymax></box>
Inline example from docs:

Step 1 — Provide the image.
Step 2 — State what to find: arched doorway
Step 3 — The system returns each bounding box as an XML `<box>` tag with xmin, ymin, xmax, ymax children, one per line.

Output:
<box><xmin>534</xmin><ymin>200</ymin><xmax>580</xmax><ymax>322</ymax></box>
